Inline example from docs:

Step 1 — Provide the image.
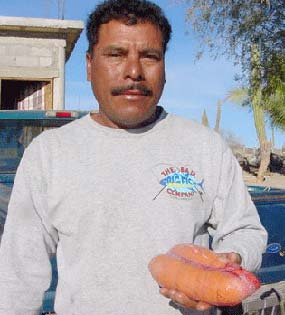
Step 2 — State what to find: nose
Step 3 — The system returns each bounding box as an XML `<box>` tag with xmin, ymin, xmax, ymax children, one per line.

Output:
<box><xmin>123</xmin><ymin>55</ymin><xmax>145</xmax><ymax>81</ymax></box>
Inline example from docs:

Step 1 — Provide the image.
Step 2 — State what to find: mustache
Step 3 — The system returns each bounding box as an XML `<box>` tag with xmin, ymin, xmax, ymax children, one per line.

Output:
<box><xmin>111</xmin><ymin>84</ymin><xmax>153</xmax><ymax>96</ymax></box>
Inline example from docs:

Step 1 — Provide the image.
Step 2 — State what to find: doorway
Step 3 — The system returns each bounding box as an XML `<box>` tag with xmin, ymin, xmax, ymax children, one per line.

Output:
<box><xmin>0</xmin><ymin>79</ymin><xmax>52</xmax><ymax>110</ymax></box>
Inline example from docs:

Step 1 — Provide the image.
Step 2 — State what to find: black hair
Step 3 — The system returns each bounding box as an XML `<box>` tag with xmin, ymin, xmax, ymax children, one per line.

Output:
<box><xmin>86</xmin><ymin>0</ymin><xmax>172</xmax><ymax>54</ymax></box>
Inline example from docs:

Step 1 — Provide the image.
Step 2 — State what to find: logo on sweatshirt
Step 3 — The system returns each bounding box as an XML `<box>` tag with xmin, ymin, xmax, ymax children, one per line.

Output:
<box><xmin>153</xmin><ymin>166</ymin><xmax>204</xmax><ymax>200</ymax></box>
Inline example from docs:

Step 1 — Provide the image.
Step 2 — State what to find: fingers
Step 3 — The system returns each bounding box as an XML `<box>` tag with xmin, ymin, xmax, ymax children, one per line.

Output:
<box><xmin>159</xmin><ymin>287</ymin><xmax>197</xmax><ymax>308</ymax></box>
<box><xmin>216</xmin><ymin>252</ymin><xmax>242</xmax><ymax>265</ymax></box>
<box><xmin>159</xmin><ymin>287</ymin><xmax>212</xmax><ymax>311</ymax></box>
<box><xmin>228</xmin><ymin>252</ymin><xmax>242</xmax><ymax>265</ymax></box>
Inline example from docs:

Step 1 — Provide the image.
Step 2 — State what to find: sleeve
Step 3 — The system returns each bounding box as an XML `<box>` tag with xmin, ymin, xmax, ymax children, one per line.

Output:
<box><xmin>208</xmin><ymin>146</ymin><xmax>268</xmax><ymax>271</ymax></box>
<box><xmin>0</xmin><ymin>138</ymin><xmax>58</xmax><ymax>315</ymax></box>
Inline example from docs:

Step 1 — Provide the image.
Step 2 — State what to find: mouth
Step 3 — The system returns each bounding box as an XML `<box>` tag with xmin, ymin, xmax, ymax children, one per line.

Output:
<box><xmin>120</xmin><ymin>90</ymin><xmax>147</xmax><ymax>96</ymax></box>
<box><xmin>118</xmin><ymin>90</ymin><xmax>148</xmax><ymax>101</ymax></box>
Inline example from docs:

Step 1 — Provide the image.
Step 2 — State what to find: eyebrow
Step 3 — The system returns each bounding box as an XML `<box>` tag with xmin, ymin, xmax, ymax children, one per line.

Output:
<box><xmin>102</xmin><ymin>45</ymin><xmax>163</xmax><ymax>57</ymax></box>
<box><xmin>102</xmin><ymin>45</ymin><xmax>128</xmax><ymax>54</ymax></box>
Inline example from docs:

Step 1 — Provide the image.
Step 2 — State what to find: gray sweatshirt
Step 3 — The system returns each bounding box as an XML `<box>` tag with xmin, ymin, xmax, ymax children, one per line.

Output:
<box><xmin>0</xmin><ymin>109</ymin><xmax>267</xmax><ymax>315</ymax></box>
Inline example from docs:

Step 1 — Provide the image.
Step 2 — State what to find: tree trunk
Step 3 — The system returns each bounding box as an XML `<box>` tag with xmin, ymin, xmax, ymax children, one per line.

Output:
<box><xmin>257</xmin><ymin>140</ymin><xmax>271</xmax><ymax>181</ymax></box>
<box><xmin>251</xmin><ymin>43</ymin><xmax>271</xmax><ymax>182</ymax></box>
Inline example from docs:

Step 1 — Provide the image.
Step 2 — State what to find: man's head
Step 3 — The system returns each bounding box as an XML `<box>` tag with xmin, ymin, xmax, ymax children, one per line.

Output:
<box><xmin>86</xmin><ymin>0</ymin><xmax>172</xmax><ymax>56</ymax></box>
<box><xmin>86</xmin><ymin>0</ymin><xmax>172</xmax><ymax>129</ymax></box>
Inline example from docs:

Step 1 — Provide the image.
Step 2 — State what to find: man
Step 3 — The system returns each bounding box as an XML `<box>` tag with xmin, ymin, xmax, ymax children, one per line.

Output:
<box><xmin>0</xmin><ymin>0</ymin><xmax>267</xmax><ymax>314</ymax></box>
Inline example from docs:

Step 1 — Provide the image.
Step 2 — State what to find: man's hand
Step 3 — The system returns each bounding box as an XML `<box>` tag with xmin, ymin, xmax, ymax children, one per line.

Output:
<box><xmin>217</xmin><ymin>252</ymin><xmax>242</xmax><ymax>265</ymax></box>
<box><xmin>159</xmin><ymin>251</ymin><xmax>242</xmax><ymax>310</ymax></box>
<box><xmin>159</xmin><ymin>287</ymin><xmax>212</xmax><ymax>311</ymax></box>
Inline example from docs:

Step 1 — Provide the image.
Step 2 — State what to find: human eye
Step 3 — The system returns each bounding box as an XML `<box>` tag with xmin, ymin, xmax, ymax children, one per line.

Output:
<box><xmin>108</xmin><ymin>52</ymin><xmax>121</xmax><ymax>57</ymax></box>
<box><xmin>104</xmin><ymin>48</ymin><xmax>125</xmax><ymax>59</ymax></box>
<box><xmin>142</xmin><ymin>50</ymin><xmax>162</xmax><ymax>61</ymax></box>
<box><xmin>146</xmin><ymin>54</ymin><xmax>160</xmax><ymax>60</ymax></box>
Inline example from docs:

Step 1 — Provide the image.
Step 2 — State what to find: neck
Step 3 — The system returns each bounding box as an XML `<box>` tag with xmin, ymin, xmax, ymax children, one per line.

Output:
<box><xmin>91</xmin><ymin>107</ymin><xmax>162</xmax><ymax>129</ymax></box>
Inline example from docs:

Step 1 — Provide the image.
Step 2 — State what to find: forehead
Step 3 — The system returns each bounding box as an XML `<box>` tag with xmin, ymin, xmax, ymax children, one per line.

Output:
<box><xmin>96</xmin><ymin>20</ymin><xmax>164</xmax><ymax>49</ymax></box>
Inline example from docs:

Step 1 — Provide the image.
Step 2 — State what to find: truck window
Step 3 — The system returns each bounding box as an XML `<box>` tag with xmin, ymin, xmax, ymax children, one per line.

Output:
<box><xmin>0</xmin><ymin>119</ymin><xmax>70</xmax><ymax>173</ymax></box>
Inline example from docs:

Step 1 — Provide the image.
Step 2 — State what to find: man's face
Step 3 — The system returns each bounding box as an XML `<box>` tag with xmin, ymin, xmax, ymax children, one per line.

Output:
<box><xmin>86</xmin><ymin>20</ymin><xmax>166</xmax><ymax>129</ymax></box>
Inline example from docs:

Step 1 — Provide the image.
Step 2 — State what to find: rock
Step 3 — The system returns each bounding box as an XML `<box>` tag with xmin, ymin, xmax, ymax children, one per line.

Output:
<box><xmin>269</xmin><ymin>153</ymin><xmax>284</xmax><ymax>173</ymax></box>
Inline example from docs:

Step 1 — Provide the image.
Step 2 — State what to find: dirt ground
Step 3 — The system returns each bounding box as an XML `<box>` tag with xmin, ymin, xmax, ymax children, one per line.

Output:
<box><xmin>243</xmin><ymin>170</ymin><xmax>285</xmax><ymax>189</ymax></box>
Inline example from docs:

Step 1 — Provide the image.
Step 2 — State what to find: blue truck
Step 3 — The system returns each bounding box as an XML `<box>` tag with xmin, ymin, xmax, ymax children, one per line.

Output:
<box><xmin>0</xmin><ymin>110</ymin><xmax>284</xmax><ymax>315</ymax></box>
<box><xmin>0</xmin><ymin>110</ymin><xmax>88</xmax><ymax>314</ymax></box>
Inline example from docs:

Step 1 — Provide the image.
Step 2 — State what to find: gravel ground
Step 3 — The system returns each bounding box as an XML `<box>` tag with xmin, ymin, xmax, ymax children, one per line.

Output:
<box><xmin>243</xmin><ymin>171</ymin><xmax>285</xmax><ymax>189</ymax></box>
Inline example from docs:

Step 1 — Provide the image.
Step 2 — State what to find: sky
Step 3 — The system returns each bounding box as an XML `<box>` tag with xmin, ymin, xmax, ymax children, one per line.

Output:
<box><xmin>1</xmin><ymin>0</ymin><xmax>285</xmax><ymax>148</ymax></box>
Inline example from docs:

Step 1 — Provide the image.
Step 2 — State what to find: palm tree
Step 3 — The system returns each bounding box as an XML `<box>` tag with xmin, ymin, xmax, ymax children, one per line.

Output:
<box><xmin>217</xmin><ymin>82</ymin><xmax>271</xmax><ymax>182</ymax></box>
<box><xmin>214</xmin><ymin>89</ymin><xmax>249</xmax><ymax>133</ymax></box>
<box><xmin>251</xmin><ymin>43</ymin><xmax>271</xmax><ymax>182</ymax></box>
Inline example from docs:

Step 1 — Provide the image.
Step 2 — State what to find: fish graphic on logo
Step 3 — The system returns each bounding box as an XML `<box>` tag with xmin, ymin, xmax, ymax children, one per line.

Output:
<box><xmin>153</xmin><ymin>166</ymin><xmax>205</xmax><ymax>200</ymax></box>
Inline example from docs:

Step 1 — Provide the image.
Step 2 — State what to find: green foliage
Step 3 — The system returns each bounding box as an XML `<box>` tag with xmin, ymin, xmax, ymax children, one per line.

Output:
<box><xmin>226</xmin><ymin>88</ymin><xmax>249</xmax><ymax>106</ymax></box>
<box><xmin>262</xmin><ymin>54</ymin><xmax>285</xmax><ymax>129</ymax></box>
<box><xmin>184</xmin><ymin>0</ymin><xmax>285</xmax><ymax>128</ymax></box>
<box><xmin>184</xmin><ymin>0</ymin><xmax>285</xmax><ymax>81</ymax></box>
<box><xmin>264</xmin><ymin>85</ymin><xmax>285</xmax><ymax>129</ymax></box>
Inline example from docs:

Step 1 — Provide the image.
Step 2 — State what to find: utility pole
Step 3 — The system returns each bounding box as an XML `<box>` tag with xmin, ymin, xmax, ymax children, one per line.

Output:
<box><xmin>58</xmin><ymin>0</ymin><xmax>65</xmax><ymax>20</ymax></box>
<box><xmin>43</xmin><ymin>0</ymin><xmax>51</xmax><ymax>18</ymax></box>
<box><xmin>43</xmin><ymin>0</ymin><xmax>65</xmax><ymax>19</ymax></box>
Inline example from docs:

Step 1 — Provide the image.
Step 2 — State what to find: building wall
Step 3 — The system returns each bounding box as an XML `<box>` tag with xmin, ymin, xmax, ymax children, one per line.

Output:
<box><xmin>0</xmin><ymin>37</ymin><xmax>65</xmax><ymax>109</ymax></box>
